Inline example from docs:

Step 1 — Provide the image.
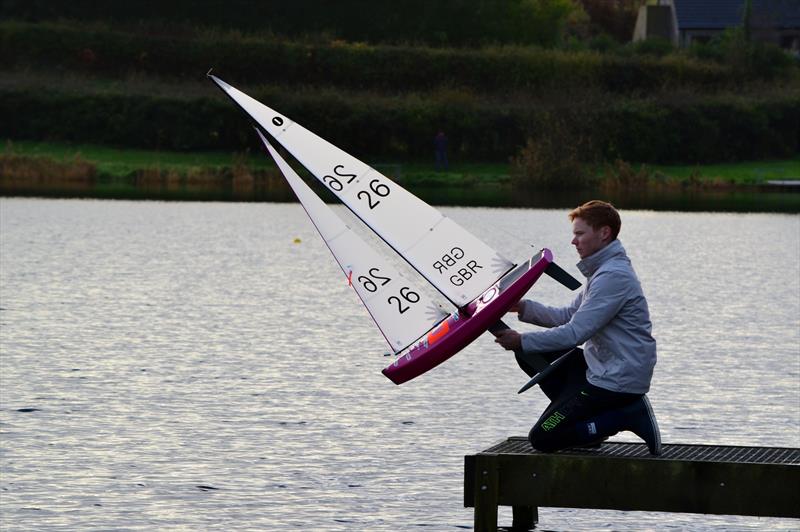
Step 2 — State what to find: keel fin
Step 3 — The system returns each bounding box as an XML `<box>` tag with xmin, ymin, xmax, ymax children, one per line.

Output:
<box><xmin>517</xmin><ymin>347</ymin><xmax>579</xmax><ymax>394</ymax></box>
<box><xmin>545</xmin><ymin>262</ymin><xmax>581</xmax><ymax>290</ymax></box>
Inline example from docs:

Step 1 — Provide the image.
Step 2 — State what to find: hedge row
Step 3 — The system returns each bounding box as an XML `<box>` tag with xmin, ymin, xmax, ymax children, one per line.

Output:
<box><xmin>1</xmin><ymin>21</ymin><xmax>766</xmax><ymax>93</ymax></box>
<box><xmin>4</xmin><ymin>85</ymin><xmax>798</xmax><ymax>164</ymax></box>
<box><xmin>594</xmin><ymin>98</ymin><xmax>800</xmax><ymax>164</ymax></box>
<box><xmin>2</xmin><ymin>0</ymin><xmax>574</xmax><ymax>47</ymax></box>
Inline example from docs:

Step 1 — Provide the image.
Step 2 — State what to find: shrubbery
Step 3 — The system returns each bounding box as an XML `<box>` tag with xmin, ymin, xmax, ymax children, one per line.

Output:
<box><xmin>2</xmin><ymin>16</ymin><xmax>797</xmax><ymax>175</ymax></box>
<box><xmin>688</xmin><ymin>27</ymin><xmax>797</xmax><ymax>81</ymax></box>
<box><xmin>511</xmin><ymin>111</ymin><xmax>598</xmax><ymax>189</ymax></box>
<box><xmin>3</xmin><ymin>84</ymin><xmax>797</xmax><ymax>165</ymax></box>
<box><xmin>0</xmin><ymin>150</ymin><xmax>96</xmax><ymax>182</ymax></box>
<box><xmin>0</xmin><ymin>0</ymin><xmax>579</xmax><ymax>47</ymax></box>
<box><xmin>2</xmin><ymin>21</ymin><xmax>787</xmax><ymax>93</ymax></box>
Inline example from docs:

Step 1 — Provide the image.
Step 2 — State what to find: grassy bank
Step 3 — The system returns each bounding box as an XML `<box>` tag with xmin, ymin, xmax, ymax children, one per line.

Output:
<box><xmin>3</xmin><ymin>140</ymin><xmax>274</xmax><ymax>177</ymax></box>
<box><xmin>650</xmin><ymin>159</ymin><xmax>800</xmax><ymax>184</ymax></box>
<box><xmin>3</xmin><ymin>140</ymin><xmax>798</xmax><ymax>187</ymax></box>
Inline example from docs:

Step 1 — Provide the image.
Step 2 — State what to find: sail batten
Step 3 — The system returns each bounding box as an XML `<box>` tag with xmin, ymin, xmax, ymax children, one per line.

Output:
<box><xmin>209</xmin><ymin>75</ymin><xmax>514</xmax><ymax>307</ymax></box>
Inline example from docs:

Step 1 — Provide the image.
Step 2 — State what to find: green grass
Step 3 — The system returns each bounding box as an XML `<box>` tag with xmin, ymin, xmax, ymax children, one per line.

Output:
<box><xmin>3</xmin><ymin>139</ymin><xmax>273</xmax><ymax>177</ymax></box>
<box><xmin>650</xmin><ymin>159</ymin><xmax>800</xmax><ymax>184</ymax></box>
<box><xmin>4</xmin><ymin>140</ymin><xmax>507</xmax><ymax>185</ymax></box>
<box><xmin>4</xmin><ymin>139</ymin><xmax>798</xmax><ymax>186</ymax></box>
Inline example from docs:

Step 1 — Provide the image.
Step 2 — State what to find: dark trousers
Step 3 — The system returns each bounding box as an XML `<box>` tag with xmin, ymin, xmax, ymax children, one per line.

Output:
<box><xmin>434</xmin><ymin>149</ymin><xmax>448</xmax><ymax>170</ymax></box>
<box><xmin>516</xmin><ymin>349</ymin><xmax>642</xmax><ymax>452</ymax></box>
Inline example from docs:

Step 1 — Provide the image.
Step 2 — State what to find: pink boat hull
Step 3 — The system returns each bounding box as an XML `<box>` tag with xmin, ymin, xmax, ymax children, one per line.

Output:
<box><xmin>382</xmin><ymin>249</ymin><xmax>554</xmax><ymax>384</ymax></box>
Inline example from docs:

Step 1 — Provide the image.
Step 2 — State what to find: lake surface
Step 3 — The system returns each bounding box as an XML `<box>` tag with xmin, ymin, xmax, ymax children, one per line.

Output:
<box><xmin>1</xmin><ymin>198</ymin><xmax>798</xmax><ymax>531</ymax></box>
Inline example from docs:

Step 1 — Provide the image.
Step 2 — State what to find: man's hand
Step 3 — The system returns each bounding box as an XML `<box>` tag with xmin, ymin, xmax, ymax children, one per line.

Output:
<box><xmin>507</xmin><ymin>299</ymin><xmax>523</xmax><ymax>313</ymax></box>
<box><xmin>494</xmin><ymin>329</ymin><xmax>522</xmax><ymax>351</ymax></box>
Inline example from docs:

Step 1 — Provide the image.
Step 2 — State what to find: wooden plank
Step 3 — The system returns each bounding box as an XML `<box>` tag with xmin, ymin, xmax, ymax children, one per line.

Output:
<box><xmin>473</xmin><ymin>454</ymin><xmax>499</xmax><ymax>532</ymax></box>
<box><xmin>463</xmin><ymin>455</ymin><xmax>475</xmax><ymax>508</ymax></box>
<box><xmin>465</xmin><ymin>438</ymin><xmax>800</xmax><ymax>524</ymax></box>
<box><xmin>512</xmin><ymin>505</ymin><xmax>537</xmax><ymax>530</ymax></box>
<box><xmin>496</xmin><ymin>453</ymin><xmax>800</xmax><ymax>517</ymax></box>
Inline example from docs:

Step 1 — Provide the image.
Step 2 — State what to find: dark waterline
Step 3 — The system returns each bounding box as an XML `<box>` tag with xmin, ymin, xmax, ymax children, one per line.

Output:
<box><xmin>2</xmin><ymin>179</ymin><xmax>798</xmax><ymax>212</ymax></box>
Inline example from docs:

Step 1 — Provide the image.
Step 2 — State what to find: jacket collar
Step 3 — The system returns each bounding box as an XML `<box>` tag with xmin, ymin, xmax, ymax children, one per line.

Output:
<box><xmin>576</xmin><ymin>239</ymin><xmax>626</xmax><ymax>278</ymax></box>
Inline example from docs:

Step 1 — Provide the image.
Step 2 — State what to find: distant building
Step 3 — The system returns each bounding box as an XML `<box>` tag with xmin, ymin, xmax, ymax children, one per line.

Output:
<box><xmin>633</xmin><ymin>0</ymin><xmax>800</xmax><ymax>51</ymax></box>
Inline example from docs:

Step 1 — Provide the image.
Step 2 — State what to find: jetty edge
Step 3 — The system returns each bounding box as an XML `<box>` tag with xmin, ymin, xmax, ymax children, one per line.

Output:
<box><xmin>464</xmin><ymin>436</ymin><xmax>800</xmax><ymax>530</ymax></box>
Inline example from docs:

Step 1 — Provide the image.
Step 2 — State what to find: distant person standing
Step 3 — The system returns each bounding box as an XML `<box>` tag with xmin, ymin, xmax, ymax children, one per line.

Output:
<box><xmin>434</xmin><ymin>131</ymin><xmax>448</xmax><ymax>171</ymax></box>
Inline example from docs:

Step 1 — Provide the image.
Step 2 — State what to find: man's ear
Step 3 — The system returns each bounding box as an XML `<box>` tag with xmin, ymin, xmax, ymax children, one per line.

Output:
<box><xmin>600</xmin><ymin>225</ymin><xmax>612</xmax><ymax>242</ymax></box>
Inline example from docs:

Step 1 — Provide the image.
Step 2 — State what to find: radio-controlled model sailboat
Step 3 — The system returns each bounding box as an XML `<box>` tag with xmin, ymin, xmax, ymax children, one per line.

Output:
<box><xmin>209</xmin><ymin>74</ymin><xmax>580</xmax><ymax>385</ymax></box>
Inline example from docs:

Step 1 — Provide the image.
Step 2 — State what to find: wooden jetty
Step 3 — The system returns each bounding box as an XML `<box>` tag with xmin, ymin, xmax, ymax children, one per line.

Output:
<box><xmin>464</xmin><ymin>437</ymin><xmax>800</xmax><ymax>531</ymax></box>
<box><xmin>764</xmin><ymin>180</ymin><xmax>800</xmax><ymax>188</ymax></box>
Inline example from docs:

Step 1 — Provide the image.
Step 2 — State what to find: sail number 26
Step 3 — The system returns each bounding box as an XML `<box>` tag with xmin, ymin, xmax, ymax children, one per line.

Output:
<box><xmin>358</xmin><ymin>267</ymin><xmax>420</xmax><ymax>314</ymax></box>
<box><xmin>323</xmin><ymin>165</ymin><xmax>390</xmax><ymax>209</ymax></box>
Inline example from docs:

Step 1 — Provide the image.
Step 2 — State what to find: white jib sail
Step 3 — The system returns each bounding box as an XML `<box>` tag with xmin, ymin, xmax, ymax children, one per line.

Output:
<box><xmin>258</xmin><ymin>130</ymin><xmax>448</xmax><ymax>353</ymax></box>
<box><xmin>211</xmin><ymin>76</ymin><xmax>514</xmax><ymax>307</ymax></box>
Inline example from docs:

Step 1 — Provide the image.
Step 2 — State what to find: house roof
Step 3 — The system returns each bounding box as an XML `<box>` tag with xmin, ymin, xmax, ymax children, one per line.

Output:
<box><xmin>672</xmin><ymin>0</ymin><xmax>800</xmax><ymax>30</ymax></box>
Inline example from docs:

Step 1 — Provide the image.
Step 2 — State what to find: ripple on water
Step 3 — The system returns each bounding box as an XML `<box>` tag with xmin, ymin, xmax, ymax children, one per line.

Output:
<box><xmin>0</xmin><ymin>199</ymin><xmax>798</xmax><ymax>531</ymax></box>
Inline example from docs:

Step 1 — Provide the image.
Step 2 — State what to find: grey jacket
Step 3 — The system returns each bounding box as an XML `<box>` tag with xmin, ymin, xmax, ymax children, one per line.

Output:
<box><xmin>518</xmin><ymin>239</ymin><xmax>656</xmax><ymax>394</ymax></box>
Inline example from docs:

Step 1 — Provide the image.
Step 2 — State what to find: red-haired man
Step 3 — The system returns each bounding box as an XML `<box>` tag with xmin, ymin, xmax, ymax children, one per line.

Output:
<box><xmin>495</xmin><ymin>200</ymin><xmax>661</xmax><ymax>454</ymax></box>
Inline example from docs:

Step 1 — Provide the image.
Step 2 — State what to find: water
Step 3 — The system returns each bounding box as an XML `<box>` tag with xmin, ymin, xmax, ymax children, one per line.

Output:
<box><xmin>1</xmin><ymin>198</ymin><xmax>798</xmax><ymax>531</ymax></box>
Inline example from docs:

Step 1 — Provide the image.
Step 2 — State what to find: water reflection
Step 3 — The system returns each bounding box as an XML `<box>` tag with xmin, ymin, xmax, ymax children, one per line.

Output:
<box><xmin>2</xmin><ymin>176</ymin><xmax>798</xmax><ymax>212</ymax></box>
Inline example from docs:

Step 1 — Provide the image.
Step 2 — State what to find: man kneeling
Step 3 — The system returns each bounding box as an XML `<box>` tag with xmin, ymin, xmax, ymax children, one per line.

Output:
<box><xmin>495</xmin><ymin>200</ymin><xmax>661</xmax><ymax>455</ymax></box>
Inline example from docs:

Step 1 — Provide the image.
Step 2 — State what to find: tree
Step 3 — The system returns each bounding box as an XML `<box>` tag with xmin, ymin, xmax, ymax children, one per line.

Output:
<box><xmin>576</xmin><ymin>0</ymin><xmax>645</xmax><ymax>41</ymax></box>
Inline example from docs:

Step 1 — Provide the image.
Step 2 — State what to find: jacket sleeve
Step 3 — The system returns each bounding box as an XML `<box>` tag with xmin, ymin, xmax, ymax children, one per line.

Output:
<box><xmin>517</xmin><ymin>293</ymin><xmax>582</xmax><ymax>327</ymax></box>
<box><xmin>520</xmin><ymin>270</ymin><xmax>630</xmax><ymax>353</ymax></box>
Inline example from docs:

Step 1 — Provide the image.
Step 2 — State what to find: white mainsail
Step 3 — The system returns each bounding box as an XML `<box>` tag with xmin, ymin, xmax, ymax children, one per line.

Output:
<box><xmin>211</xmin><ymin>76</ymin><xmax>514</xmax><ymax>307</ymax></box>
<box><xmin>258</xmin><ymin>130</ymin><xmax>449</xmax><ymax>353</ymax></box>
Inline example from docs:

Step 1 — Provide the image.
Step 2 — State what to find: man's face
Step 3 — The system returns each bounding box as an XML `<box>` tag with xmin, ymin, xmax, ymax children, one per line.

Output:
<box><xmin>571</xmin><ymin>217</ymin><xmax>609</xmax><ymax>259</ymax></box>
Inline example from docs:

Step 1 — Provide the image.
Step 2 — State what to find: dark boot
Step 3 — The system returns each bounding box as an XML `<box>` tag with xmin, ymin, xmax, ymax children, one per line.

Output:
<box><xmin>582</xmin><ymin>395</ymin><xmax>662</xmax><ymax>455</ymax></box>
<box><xmin>624</xmin><ymin>395</ymin><xmax>662</xmax><ymax>455</ymax></box>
